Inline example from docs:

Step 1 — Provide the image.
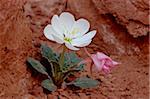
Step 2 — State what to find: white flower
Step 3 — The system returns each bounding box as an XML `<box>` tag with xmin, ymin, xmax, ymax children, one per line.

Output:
<box><xmin>44</xmin><ymin>12</ymin><xmax>96</xmax><ymax>50</ymax></box>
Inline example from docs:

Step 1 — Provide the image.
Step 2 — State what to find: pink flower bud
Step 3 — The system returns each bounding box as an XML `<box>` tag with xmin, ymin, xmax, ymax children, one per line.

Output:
<box><xmin>91</xmin><ymin>52</ymin><xmax>119</xmax><ymax>73</ymax></box>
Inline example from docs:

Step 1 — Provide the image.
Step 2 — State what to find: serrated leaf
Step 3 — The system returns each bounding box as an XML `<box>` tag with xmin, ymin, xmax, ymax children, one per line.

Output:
<box><xmin>72</xmin><ymin>77</ymin><xmax>99</xmax><ymax>89</ymax></box>
<box><xmin>41</xmin><ymin>79</ymin><xmax>57</xmax><ymax>92</ymax></box>
<box><xmin>63</xmin><ymin>52</ymin><xmax>84</xmax><ymax>71</ymax></box>
<box><xmin>41</xmin><ymin>44</ymin><xmax>58</xmax><ymax>63</ymax></box>
<box><xmin>40</xmin><ymin>44</ymin><xmax>62</xmax><ymax>82</ymax></box>
<box><xmin>27</xmin><ymin>57</ymin><xmax>48</xmax><ymax>75</ymax></box>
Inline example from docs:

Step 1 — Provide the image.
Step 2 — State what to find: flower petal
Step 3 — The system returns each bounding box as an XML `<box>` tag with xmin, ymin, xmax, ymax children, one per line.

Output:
<box><xmin>52</xmin><ymin>34</ymin><xmax>64</xmax><ymax>44</ymax></box>
<box><xmin>51</xmin><ymin>15</ymin><xmax>64</xmax><ymax>37</ymax></box>
<box><xmin>112</xmin><ymin>61</ymin><xmax>119</xmax><ymax>65</ymax></box>
<box><xmin>77</xmin><ymin>40</ymin><xmax>92</xmax><ymax>47</ymax></box>
<box><xmin>97</xmin><ymin>52</ymin><xmax>111</xmax><ymax>60</ymax></box>
<box><xmin>91</xmin><ymin>54</ymin><xmax>103</xmax><ymax>71</ymax></box>
<box><xmin>102</xmin><ymin>65</ymin><xmax>111</xmax><ymax>73</ymax></box>
<box><xmin>65</xmin><ymin>43</ymin><xmax>79</xmax><ymax>50</ymax></box>
<box><xmin>74</xmin><ymin>40</ymin><xmax>92</xmax><ymax>47</ymax></box>
<box><xmin>71</xmin><ymin>18</ymin><xmax>90</xmax><ymax>38</ymax></box>
<box><xmin>71</xmin><ymin>30</ymin><xmax>96</xmax><ymax>47</ymax></box>
<box><xmin>43</xmin><ymin>24</ymin><xmax>54</xmax><ymax>41</ymax></box>
<box><xmin>59</xmin><ymin>12</ymin><xmax>75</xmax><ymax>34</ymax></box>
<box><xmin>105</xmin><ymin>59</ymin><xmax>113</xmax><ymax>67</ymax></box>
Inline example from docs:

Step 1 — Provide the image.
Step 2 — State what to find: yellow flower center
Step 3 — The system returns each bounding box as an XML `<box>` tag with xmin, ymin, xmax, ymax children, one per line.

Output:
<box><xmin>64</xmin><ymin>38</ymin><xmax>72</xmax><ymax>43</ymax></box>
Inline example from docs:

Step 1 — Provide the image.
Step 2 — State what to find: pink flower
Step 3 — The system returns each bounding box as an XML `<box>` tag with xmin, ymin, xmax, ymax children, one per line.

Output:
<box><xmin>91</xmin><ymin>52</ymin><xmax>119</xmax><ymax>73</ymax></box>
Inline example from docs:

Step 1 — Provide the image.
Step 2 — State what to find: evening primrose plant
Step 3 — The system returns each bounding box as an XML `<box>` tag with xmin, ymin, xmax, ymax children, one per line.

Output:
<box><xmin>27</xmin><ymin>12</ymin><xmax>118</xmax><ymax>92</ymax></box>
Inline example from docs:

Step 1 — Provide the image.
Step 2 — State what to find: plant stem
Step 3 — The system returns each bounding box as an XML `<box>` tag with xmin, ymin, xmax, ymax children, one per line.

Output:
<box><xmin>59</xmin><ymin>45</ymin><xmax>66</xmax><ymax>69</ymax></box>
<box><xmin>84</xmin><ymin>47</ymin><xmax>91</xmax><ymax>57</ymax></box>
<box><xmin>84</xmin><ymin>47</ymin><xmax>93</xmax><ymax>74</ymax></box>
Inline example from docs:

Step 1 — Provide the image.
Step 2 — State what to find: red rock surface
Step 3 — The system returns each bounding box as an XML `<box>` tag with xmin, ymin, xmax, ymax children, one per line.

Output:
<box><xmin>92</xmin><ymin>0</ymin><xmax>149</xmax><ymax>37</ymax></box>
<box><xmin>0</xmin><ymin>0</ymin><xmax>149</xmax><ymax>99</ymax></box>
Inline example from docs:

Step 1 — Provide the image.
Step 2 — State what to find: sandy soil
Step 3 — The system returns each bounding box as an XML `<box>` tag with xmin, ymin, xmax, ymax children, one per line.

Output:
<box><xmin>0</xmin><ymin>0</ymin><xmax>149</xmax><ymax>99</ymax></box>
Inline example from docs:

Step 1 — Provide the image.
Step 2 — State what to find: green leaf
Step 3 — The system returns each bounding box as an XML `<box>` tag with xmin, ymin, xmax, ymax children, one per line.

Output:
<box><xmin>41</xmin><ymin>79</ymin><xmax>57</xmax><ymax>92</ymax></box>
<box><xmin>41</xmin><ymin>44</ymin><xmax>58</xmax><ymax>63</ymax></box>
<box><xmin>71</xmin><ymin>77</ymin><xmax>99</xmax><ymax>89</ymax></box>
<box><xmin>63</xmin><ymin>52</ymin><xmax>84</xmax><ymax>71</ymax></box>
<box><xmin>74</xmin><ymin>64</ymin><xmax>84</xmax><ymax>71</ymax></box>
<box><xmin>62</xmin><ymin>70</ymin><xmax>78</xmax><ymax>81</ymax></box>
<box><xmin>64</xmin><ymin>52</ymin><xmax>81</xmax><ymax>65</ymax></box>
<box><xmin>69</xmin><ymin>52</ymin><xmax>81</xmax><ymax>63</ymax></box>
<box><xmin>27</xmin><ymin>57</ymin><xmax>48</xmax><ymax>75</ymax></box>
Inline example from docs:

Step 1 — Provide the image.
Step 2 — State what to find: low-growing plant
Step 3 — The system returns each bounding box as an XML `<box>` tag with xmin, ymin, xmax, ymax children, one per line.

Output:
<box><xmin>27</xmin><ymin>12</ymin><xmax>119</xmax><ymax>92</ymax></box>
<box><xmin>27</xmin><ymin>44</ymin><xmax>99</xmax><ymax>92</ymax></box>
